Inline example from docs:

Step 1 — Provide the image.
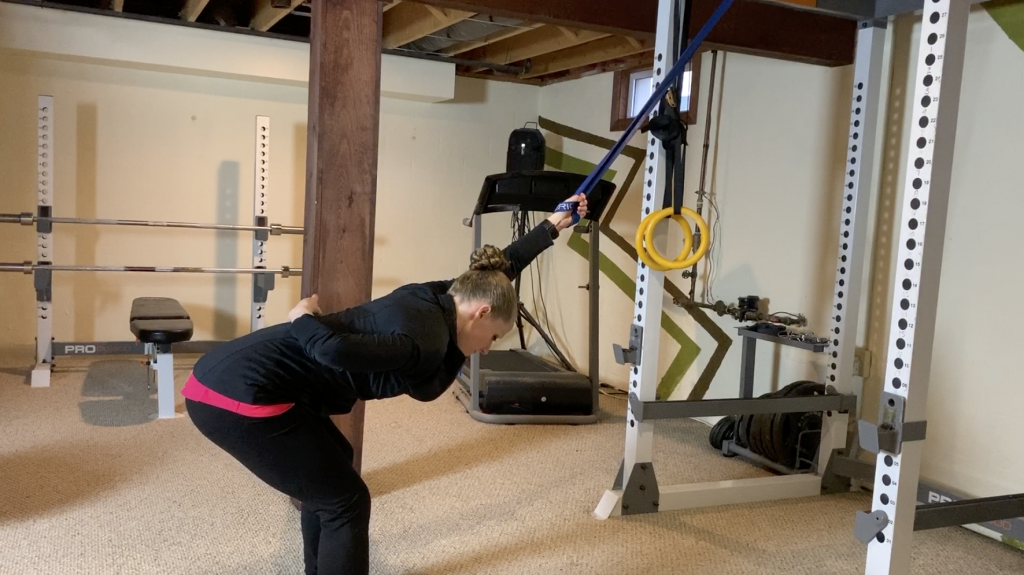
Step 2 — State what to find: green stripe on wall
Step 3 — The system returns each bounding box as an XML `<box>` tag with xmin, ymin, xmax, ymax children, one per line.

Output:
<box><xmin>567</xmin><ymin>233</ymin><xmax>701</xmax><ymax>398</ymax></box>
<box><xmin>986</xmin><ymin>0</ymin><xmax>1024</xmax><ymax>52</ymax></box>
<box><xmin>657</xmin><ymin>307</ymin><xmax>702</xmax><ymax>400</ymax></box>
<box><xmin>552</xmin><ymin>142</ymin><xmax>701</xmax><ymax>399</ymax></box>
<box><xmin>546</xmin><ymin>147</ymin><xmax>617</xmax><ymax>182</ymax></box>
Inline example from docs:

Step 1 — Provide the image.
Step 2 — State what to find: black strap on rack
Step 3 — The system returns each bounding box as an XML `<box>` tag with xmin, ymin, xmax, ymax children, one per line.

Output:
<box><xmin>642</xmin><ymin>0</ymin><xmax>691</xmax><ymax>218</ymax></box>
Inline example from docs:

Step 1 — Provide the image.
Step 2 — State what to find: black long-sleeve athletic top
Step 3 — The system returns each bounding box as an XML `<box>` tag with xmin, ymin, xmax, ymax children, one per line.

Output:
<box><xmin>190</xmin><ymin>220</ymin><xmax>559</xmax><ymax>416</ymax></box>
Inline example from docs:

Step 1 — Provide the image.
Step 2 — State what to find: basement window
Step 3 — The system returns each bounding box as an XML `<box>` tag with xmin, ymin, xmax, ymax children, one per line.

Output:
<box><xmin>628</xmin><ymin>69</ymin><xmax>656</xmax><ymax>119</ymax></box>
<box><xmin>611</xmin><ymin>56</ymin><xmax>700</xmax><ymax>132</ymax></box>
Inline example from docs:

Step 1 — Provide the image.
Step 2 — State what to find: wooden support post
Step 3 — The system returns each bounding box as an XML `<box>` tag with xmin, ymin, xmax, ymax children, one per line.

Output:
<box><xmin>302</xmin><ymin>0</ymin><xmax>383</xmax><ymax>474</ymax></box>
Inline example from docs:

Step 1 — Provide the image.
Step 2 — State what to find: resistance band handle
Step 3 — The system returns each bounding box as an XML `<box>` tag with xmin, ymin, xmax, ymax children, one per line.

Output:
<box><xmin>555</xmin><ymin>201</ymin><xmax>582</xmax><ymax>225</ymax></box>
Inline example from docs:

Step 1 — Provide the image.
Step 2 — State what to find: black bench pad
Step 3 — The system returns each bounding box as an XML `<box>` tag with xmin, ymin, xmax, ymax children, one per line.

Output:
<box><xmin>131</xmin><ymin>297</ymin><xmax>191</xmax><ymax>321</ymax></box>
<box><xmin>130</xmin><ymin>297</ymin><xmax>194</xmax><ymax>344</ymax></box>
<box><xmin>131</xmin><ymin>319</ymin><xmax>194</xmax><ymax>344</ymax></box>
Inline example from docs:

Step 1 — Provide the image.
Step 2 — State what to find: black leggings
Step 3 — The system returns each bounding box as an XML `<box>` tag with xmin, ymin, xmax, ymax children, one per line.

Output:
<box><xmin>185</xmin><ymin>399</ymin><xmax>371</xmax><ymax>575</ymax></box>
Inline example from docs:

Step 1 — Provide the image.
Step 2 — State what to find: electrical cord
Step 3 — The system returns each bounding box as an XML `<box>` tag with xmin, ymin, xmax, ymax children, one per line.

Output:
<box><xmin>516</xmin><ymin>211</ymin><xmax>569</xmax><ymax>367</ymax></box>
<box><xmin>698</xmin><ymin>51</ymin><xmax>725</xmax><ymax>305</ymax></box>
<box><xmin>702</xmin><ymin>186</ymin><xmax>722</xmax><ymax>303</ymax></box>
<box><xmin>532</xmin><ymin>213</ymin><xmax>554</xmax><ymax>334</ymax></box>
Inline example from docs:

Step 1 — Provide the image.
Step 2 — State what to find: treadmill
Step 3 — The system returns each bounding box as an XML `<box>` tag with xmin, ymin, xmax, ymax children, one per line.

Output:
<box><xmin>453</xmin><ymin>170</ymin><xmax>615</xmax><ymax>424</ymax></box>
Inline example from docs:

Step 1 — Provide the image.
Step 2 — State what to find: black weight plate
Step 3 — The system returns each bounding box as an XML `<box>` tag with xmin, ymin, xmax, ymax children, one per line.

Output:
<box><xmin>723</xmin><ymin>417</ymin><xmax>736</xmax><ymax>442</ymax></box>
<box><xmin>772</xmin><ymin>381</ymin><xmax>828</xmax><ymax>468</ymax></box>
<box><xmin>757</xmin><ymin>383</ymin><xmax>811</xmax><ymax>464</ymax></box>
<box><xmin>751</xmin><ymin>412</ymin><xmax>770</xmax><ymax>460</ymax></box>
<box><xmin>710</xmin><ymin>415</ymin><xmax>736</xmax><ymax>451</ymax></box>
<box><xmin>736</xmin><ymin>412</ymin><xmax>751</xmax><ymax>448</ymax></box>
<box><xmin>709</xmin><ymin>417</ymin><xmax>726</xmax><ymax>450</ymax></box>
<box><xmin>743</xmin><ymin>391</ymin><xmax>772</xmax><ymax>455</ymax></box>
<box><xmin>737</xmin><ymin>411</ymin><xmax>753</xmax><ymax>448</ymax></box>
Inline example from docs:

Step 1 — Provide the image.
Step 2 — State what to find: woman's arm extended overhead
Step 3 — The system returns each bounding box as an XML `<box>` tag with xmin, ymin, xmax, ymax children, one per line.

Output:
<box><xmin>500</xmin><ymin>194</ymin><xmax>588</xmax><ymax>281</ymax></box>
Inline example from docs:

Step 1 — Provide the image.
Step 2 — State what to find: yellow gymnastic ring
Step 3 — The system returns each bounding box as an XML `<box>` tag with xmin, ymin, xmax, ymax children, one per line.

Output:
<box><xmin>635</xmin><ymin>209</ymin><xmax>693</xmax><ymax>270</ymax></box>
<box><xmin>634</xmin><ymin>207</ymin><xmax>710</xmax><ymax>272</ymax></box>
<box><xmin>637</xmin><ymin>207</ymin><xmax>708</xmax><ymax>271</ymax></box>
<box><xmin>644</xmin><ymin>208</ymin><xmax>707</xmax><ymax>269</ymax></box>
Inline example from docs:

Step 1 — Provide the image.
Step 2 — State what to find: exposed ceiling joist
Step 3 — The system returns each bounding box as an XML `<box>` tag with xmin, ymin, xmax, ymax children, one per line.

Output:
<box><xmin>179</xmin><ymin>0</ymin><xmax>211</xmax><ymax>22</ymax></box>
<box><xmin>461</xmin><ymin>25</ymin><xmax>609</xmax><ymax>69</ymax></box>
<box><xmin>464</xmin><ymin>48</ymin><xmax>655</xmax><ymax>86</ymax></box>
<box><xmin>438</xmin><ymin>21</ymin><xmax>542</xmax><ymax>56</ymax></box>
<box><xmin>383</xmin><ymin>0</ymin><xmax>403</xmax><ymax>12</ymax></box>
<box><xmin>112</xmin><ymin>0</ymin><xmax>124</xmax><ymax>12</ymax></box>
<box><xmin>382</xmin><ymin>1</ymin><xmax>476</xmax><ymax>49</ymax></box>
<box><xmin>429</xmin><ymin>0</ymin><xmax>855</xmax><ymax>66</ymax></box>
<box><xmin>410</xmin><ymin>0</ymin><xmax>657</xmax><ymax>39</ymax></box>
<box><xmin>539</xmin><ymin>51</ymin><xmax>655</xmax><ymax>85</ymax></box>
<box><xmin>250</xmin><ymin>0</ymin><xmax>304</xmax><ymax>33</ymax></box>
<box><xmin>520</xmin><ymin>36</ymin><xmax>654</xmax><ymax>79</ymax></box>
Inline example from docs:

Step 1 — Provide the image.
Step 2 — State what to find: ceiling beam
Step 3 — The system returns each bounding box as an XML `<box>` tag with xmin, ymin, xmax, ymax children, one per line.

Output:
<box><xmin>519</xmin><ymin>36</ymin><xmax>654</xmax><ymax>78</ymax></box>
<box><xmin>382</xmin><ymin>1</ymin><xmax>476</xmax><ymax>49</ymax></box>
<box><xmin>250</xmin><ymin>0</ymin><xmax>304</xmax><ymax>33</ymax></box>
<box><xmin>112</xmin><ymin>0</ymin><xmax>124</xmax><ymax>12</ymax></box>
<box><xmin>179</xmin><ymin>0</ymin><xmax>211</xmax><ymax>22</ymax></box>
<box><xmin>438</xmin><ymin>22</ymin><xmax>542</xmax><ymax>57</ymax></box>
<box><xmin>460</xmin><ymin>25</ymin><xmax>610</xmax><ymax>68</ymax></box>
<box><xmin>412</xmin><ymin>0</ymin><xmax>657</xmax><ymax>38</ymax></box>
<box><xmin>748</xmin><ymin>0</ymin><xmax>868</xmax><ymax>19</ymax></box>
<box><xmin>383</xmin><ymin>0</ymin><xmax>402</xmax><ymax>11</ymax></box>
<box><xmin>422</xmin><ymin>0</ymin><xmax>856</xmax><ymax>66</ymax></box>
<box><xmin>456</xmin><ymin>70</ymin><xmax>546</xmax><ymax>86</ymax></box>
<box><xmin>749</xmin><ymin>0</ymin><xmax>991</xmax><ymax>20</ymax></box>
<box><xmin>459</xmin><ymin>50</ymin><xmax>656</xmax><ymax>87</ymax></box>
<box><xmin>761</xmin><ymin>0</ymin><xmax>818</xmax><ymax>7</ymax></box>
<box><xmin>693</xmin><ymin>0</ymin><xmax>856</xmax><ymax>66</ymax></box>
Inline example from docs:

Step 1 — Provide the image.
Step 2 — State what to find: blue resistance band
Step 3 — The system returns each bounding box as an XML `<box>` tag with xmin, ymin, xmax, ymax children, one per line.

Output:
<box><xmin>555</xmin><ymin>0</ymin><xmax>736</xmax><ymax>225</ymax></box>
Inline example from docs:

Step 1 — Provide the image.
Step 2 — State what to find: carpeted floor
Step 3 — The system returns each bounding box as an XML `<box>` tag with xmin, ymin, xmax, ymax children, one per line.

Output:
<box><xmin>1</xmin><ymin>350</ymin><xmax>1022</xmax><ymax>575</ymax></box>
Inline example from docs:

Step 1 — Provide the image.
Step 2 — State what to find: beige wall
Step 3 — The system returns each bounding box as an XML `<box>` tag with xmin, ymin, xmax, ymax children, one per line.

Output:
<box><xmin>0</xmin><ymin>52</ymin><xmax>313</xmax><ymax>344</ymax></box>
<box><xmin>0</xmin><ymin>49</ymin><xmax>538</xmax><ymax>346</ymax></box>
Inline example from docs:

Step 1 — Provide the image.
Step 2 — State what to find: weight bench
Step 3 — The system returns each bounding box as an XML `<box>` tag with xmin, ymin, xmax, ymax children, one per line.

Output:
<box><xmin>129</xmin><ymin>297</ymin><xmax>194</xmax><ymax>419</ymax></box>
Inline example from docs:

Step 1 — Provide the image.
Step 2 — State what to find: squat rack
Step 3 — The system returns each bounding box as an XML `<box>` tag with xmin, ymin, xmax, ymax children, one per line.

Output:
<box><xmin>588</xmin><ymin>0</ymin><xmax>1024</xmax><ymax>573</ymax></box>
<box><xmin>13</xmin><ymin>98</ymin><xmax>302</xmax><ymax>387</ymax></box>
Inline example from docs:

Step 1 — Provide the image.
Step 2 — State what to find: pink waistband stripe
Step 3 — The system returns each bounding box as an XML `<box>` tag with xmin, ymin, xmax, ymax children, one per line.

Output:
<box><xmin>181</xmin><ymin>372</ymin><xmax>294</xmax><ymax>417</ymax></box>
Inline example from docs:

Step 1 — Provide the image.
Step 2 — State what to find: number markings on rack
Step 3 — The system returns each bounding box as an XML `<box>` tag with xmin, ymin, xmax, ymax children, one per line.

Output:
<box><xmin>866</xmin><ymin>1</ymin><xmax>970</xmax><ymax>573</ymax></box>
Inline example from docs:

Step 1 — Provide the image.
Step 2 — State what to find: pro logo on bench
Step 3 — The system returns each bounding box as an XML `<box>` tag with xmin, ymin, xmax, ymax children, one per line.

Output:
<box><xmin>65</xmin><ymin>344</ymin><xmax>97</xmax><ymax>354</ymax></box>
